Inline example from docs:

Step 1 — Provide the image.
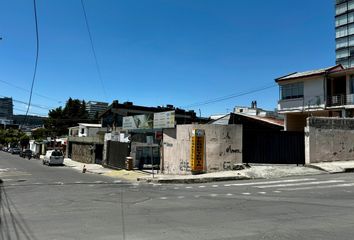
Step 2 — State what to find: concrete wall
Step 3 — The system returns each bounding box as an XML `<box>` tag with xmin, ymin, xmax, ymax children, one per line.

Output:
<box><xmin>285</xmin><ymin>111</ymin><xmax>329</xmax><ymax>132</ymax></box>
<box><xmin>162</xmin><ymin>124</ymin><xmax>242</xmax><ymax>175</ymax></box>
<box><xmin>71</xmin><ymin>143</ymin><xmax>95</xmax><ymax>164</ymax></box>
<box><xmin>305</xmin><ymin>117</ymin><xmax>354</xmax><ymax>163</ymax></box>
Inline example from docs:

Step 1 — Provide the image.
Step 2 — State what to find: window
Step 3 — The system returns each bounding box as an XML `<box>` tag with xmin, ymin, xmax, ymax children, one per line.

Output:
<box><xmin>336</xmin><ymin>3</ymin><xmax>348</xmax><ymax>15</ymax></box>
<box><xmin>336</xmin><ymin>37</ymin><xmax>348</xmax><ymax>49</ymax></box>
<box><xmin>349</xmin><ymin>0</ymin><xmax>354</xmax><ymax>10</ymax></box>
<box><xmin>280</xmin><ymin>82</ymin><xmax>304</xmax><ymax>100</ymax></box>
<box><xmin>337</xmin><ymin>49</ymin><xmax>349</xmax><ymax>59</ymax></box>
<box><xmin>336</xmin><ymin>14</ymin><xmax>347</xmax><ymax>27</ymax></box>
<box><xmin>81</xmin><ymin>128</ymin><xmax>85</xmax><ymax>134</ymax></box>
<box><xmin>336</xmin><ymin>26</ymin><xmax>348</xmax><ymax>38</ymax></box>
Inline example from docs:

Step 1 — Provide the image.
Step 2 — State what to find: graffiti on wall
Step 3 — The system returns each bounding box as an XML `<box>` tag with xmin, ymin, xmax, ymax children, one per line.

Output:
<box><xmin>179</xmin><ymin>160</ymin><xmax>191</xmax><ymax>172</ymax></box>
<box><xmin>226</xmin><ymin>145</ymin><xmax>241</xmax><ymax>154</ymax></box>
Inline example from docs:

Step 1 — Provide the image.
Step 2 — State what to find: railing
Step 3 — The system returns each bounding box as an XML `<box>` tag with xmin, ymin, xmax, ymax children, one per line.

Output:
<box><xmin>327</xmin><ymin>94</ymin><xmax>354</xmax><ymax>107</ymax></box>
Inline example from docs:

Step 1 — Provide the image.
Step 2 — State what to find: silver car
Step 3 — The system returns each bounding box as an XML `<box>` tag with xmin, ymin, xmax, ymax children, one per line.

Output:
<box><xmin>43</xmin><ymin>150</ymin><xmax>64</xmax><ymax>166</ymax></box>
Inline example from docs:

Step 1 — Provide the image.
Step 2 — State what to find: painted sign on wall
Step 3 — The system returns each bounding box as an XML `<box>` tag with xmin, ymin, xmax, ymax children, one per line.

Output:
<box><xmin>190</xmin><ymin>129</ymin><xmax>205</xmax><ymax>173</ymax></box>
<box><xmin>122</xmin><ymin>114</ymin><xmax>153</xmax><ymax>130</ymax></box>
<box><xmin>153</xmin><ymin>111</ymin><xmax>175</xmax><ymax>129</ymax></box>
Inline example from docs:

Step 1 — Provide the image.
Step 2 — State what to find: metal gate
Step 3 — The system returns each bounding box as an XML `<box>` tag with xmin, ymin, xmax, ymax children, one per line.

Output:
<box><xmin>243</xmin><ymin>131</ymin><xmax>305</xmax><ymax>164</ymax></box>
<box><xmin>106</xmin><ymin>141</ymin><xmax>129</xmax><ymax>169</ymax></box>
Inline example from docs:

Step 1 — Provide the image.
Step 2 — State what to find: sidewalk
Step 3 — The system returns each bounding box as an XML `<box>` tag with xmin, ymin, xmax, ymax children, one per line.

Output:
<box><xmin>63</xmin><ymin>158</ymin><xmax>354</xmax><ymax>184</ymax></box>
<box><xmin>308</xmin><ymin>160</ymin><xmax>354</xmax><ymax>173</ymax></box>
<box><xmin>137</xmin><ymin>164</ymin><xmax>325</xmax><ymax>184</ymax></box>
<box><xmin>64</xmin><ymin>158</ymin><xmax>150</xmax><ymax>182</ymax></box>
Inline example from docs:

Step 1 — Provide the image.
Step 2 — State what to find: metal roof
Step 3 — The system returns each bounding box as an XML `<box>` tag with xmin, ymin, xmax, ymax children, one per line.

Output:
<box><xmin>275</xmin><ymin>65</ymin><xmax>343</xmax><ymax>82</ymax></box>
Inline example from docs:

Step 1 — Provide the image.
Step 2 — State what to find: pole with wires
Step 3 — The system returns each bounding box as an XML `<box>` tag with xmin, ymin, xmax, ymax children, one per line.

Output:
<box><xmin>23</xmin><ymin>0</ymin><xmax>40</xmax><ymax>128</ymax></box>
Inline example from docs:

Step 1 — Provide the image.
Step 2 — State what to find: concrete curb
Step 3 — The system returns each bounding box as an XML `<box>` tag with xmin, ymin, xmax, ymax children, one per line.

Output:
<box><xmin>305</xmin><ymin>164</ymin><xmax>332</xmax><ymax>173</ymax></box>
<box><xmin>137</xmin><ymin>175</ymin><xmax>251</xmax><ymax>184</ymax></box>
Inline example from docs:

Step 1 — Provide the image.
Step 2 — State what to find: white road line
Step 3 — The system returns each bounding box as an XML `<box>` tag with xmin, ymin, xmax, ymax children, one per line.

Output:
<box><xmin>258</xmin><ymin>192</ymin><xmax>267</xmax><ymax>194</ymax></box>
<box><xmin>210</xmin><ymin>194</ymin><xmax>218</xmax><ymax>197</ymax></box>
<box><xmin>185</xmin><ymin>186</ymin><xmax>193</xmax><ymax>189</ymax></box>
<box><xmin>282</xmin><ymin>182</ymin><xmax>354</xmax><ymax>191</ymax></box>
<box><xmin>230</xmin><ymin>178</ymin><xmax>316</xmax><ymax>187</ymax></box>
<box><xmin>174</xmin><ymin>187</ymin><xmax>179</xmax><ymax>190</ymax></box>
<box><xmin>160</xmin><ymin>197</ymin><xmax>168</xmax><ymax>200</ymax></box>
<box><xmin>226</xmin><ymin>193</ymin><xmax>233</xmax><ymax>196</ymax></box>
<box><xmin>177</xmin><ymin>196</ymin><xmax>185</xmax><ymax>199</ymax></box>
<box><xmin>273</xmin><ymin>190</ymin><xmax>281</xmax><ymax>193</ymax></box>
<box><xmin>75</xmin><ymin>181</ymin><xmax>82</xmax><ymax>184</ymax></box>
<box><xmin>242</xmin><ymin>192</ymin><xmax>251</xmax><ymax>195</ymax></box>
<box><xmin>113</xmin><ymin>180</ymin><xmax>122</xmax><ymax>183</ymax></box>
<box><xmin>212</xmin><ymin>185</ymin><xmax>219</xmax><ymax>188</ymax></box>
<box><xmin>224</xmin><ymin>184</ymin><xmax>232</xmax><ymax>187</ymax></box>
<box><xmin>255</xmin><ymin>180</ymin><xmax>345</xmax><ymax>189</ymax></box>
<box><xmin>198</xmin><ymin>185</ymin><xmax>206</xmax><ymax>188</ymax></box>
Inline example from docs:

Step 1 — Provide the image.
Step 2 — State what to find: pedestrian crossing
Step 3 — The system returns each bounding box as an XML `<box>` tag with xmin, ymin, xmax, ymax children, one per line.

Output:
<box><xmin>157</xmin><ymin>177</ymin><xmax>354</xmax><ymax>201</ymax></box>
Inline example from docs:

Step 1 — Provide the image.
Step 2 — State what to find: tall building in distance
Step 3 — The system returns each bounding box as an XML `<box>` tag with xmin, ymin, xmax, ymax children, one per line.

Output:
<box><xmin>86</xmin><ymin>101</ymin><xmax>109</xmax><ymax>119</ymax></box>
<box><xmin>0</xmin><ymin>97</ymin><xmax>13</xmax><ymax>120</ymax></box>
<box><xmin>335</xmin><ymin>0</ymin><xmax>354</xmax><ymax>68</ymax></box>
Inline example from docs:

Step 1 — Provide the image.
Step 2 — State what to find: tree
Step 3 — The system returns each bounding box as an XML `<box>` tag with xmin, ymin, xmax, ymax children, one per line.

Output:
<box><xmin>44</xmin><ymin>98</ymin><xmax>91</xmax><ymax>137</ymax></box>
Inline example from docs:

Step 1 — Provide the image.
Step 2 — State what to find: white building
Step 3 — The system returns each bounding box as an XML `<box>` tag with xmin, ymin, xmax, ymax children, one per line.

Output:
<box><xmin>275</xmin><ymin>64</ymin><xmax>354</xmax><ymax>131</ymax></box>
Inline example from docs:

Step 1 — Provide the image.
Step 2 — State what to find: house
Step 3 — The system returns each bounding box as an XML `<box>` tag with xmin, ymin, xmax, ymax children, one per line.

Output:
<box><xmin>274</xmin><ymin>64</ymin><xmax>354</xmax><ymax>131</ymax></box>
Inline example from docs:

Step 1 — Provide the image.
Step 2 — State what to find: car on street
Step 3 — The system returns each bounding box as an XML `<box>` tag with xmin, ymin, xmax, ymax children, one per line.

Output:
<box><xmin>11</xmin><ymin>147</ymin><xmax>21</xmax><ymax>154</ymax></box>
<box><xmin>20</xmin><ymin>149</ymin><xmax>33</xmax><ymax>158</ymax></box>
<box><xmin>43</xmin><ymin>150</ymin><xmax>64</xmax><ymax>166</ymax></box>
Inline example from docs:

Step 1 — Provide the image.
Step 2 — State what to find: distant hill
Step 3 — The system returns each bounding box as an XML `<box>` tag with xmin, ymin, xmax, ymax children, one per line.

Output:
<box><xmin>13</xmin><ymin>115</ymin><xmax>47</xmax><ymax>126</ymax></box>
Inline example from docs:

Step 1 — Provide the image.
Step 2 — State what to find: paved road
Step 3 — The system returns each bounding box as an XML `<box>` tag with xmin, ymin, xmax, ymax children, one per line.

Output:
<box><xmin>2</xmin><ymin>151</ymin><xmax>354</xmax><ymax>239</ymax></box>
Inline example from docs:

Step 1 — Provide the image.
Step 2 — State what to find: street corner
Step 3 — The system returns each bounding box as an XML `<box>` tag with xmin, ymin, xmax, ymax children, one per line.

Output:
<box><xmin>103</xmin><ymin>169</ymin><xmax>150</xmax><ymax>182</ymax></box>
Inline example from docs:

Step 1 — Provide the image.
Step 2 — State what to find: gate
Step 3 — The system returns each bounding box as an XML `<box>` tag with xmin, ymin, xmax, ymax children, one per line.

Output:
<box><xmin>106</xmin><ymin>141</ymin><xmax>129</xmax><ymax>169</ymax></box>
<box><xmin>243</xmin><ymin>131</ymin><xmax>305</xmax><ymax>164</ymax></box>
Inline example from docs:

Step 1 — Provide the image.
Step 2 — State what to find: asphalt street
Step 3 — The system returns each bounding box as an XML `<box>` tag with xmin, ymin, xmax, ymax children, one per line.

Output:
<box><xmin>1</xmin><ymin>151</ymin><xmax>354</xmax><ymax>240</ymax></box>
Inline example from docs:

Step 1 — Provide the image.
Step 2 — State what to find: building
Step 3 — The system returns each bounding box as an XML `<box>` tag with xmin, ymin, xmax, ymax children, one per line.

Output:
<box><xmin>335</xmin><ymin>0</ymin><xmax>354</xmax><ymax>68</ymax></box>
<box><xmin>100</xmin><ymin>100</ymin><xmax>204</xmax><ymax>129</ymax></box>
<box><xmin>0</xmin><ymin>97</ymin><xmax>13</xmax><ymax>120</ymax></box>
<box><xmin>274</xmin><ymin>64</ymin><xmax>354</xmax><ymax>131</ymax></box>
<box><xmin>86</xmin><ymin>101</ymin><xmax>109</xmax><ymax>119</ymax></box>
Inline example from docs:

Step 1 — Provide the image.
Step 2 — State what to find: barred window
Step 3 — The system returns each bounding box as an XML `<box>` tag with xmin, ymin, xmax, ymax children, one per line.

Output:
<box><xmin>280</xmin><ymin>82</ymin><xmax>304</xmax><ymax>100</ymax></box>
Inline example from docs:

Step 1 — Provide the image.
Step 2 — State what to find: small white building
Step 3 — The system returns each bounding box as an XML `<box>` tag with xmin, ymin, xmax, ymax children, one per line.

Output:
<box><xmin>77</xmin><ymin>123</ymin><xmax>102</xmax><ymax>137</ymax></box>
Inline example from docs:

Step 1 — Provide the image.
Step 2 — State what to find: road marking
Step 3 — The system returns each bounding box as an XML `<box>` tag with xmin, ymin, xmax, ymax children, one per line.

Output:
<box><xmin>198</xmin><ymin>185</ymin><xmax>206</xmax><ymax>188</ymax></box>
<box><xmin>177</xmin><ymin>196</ymin><xmax>185</xmax><ymax>199</ymax></box>
<box><xmin>230</xmin><ymin>178</ymin><xmax>316</xmax><ymax>187</ymax></box>
<box><xmin>258</xmin><ymin>192</ymin><xmax>267</xmax><ymax>194</ymax></box>
<box><xmin>224</xmin><ymin>184</ymin><xmax>232</xmax><ymax>187</ymax></box>
<box><xmin>282</xmin><ymin>182</ymin><xmax>354</xmax><ymax>191</ymax></box>
<box><xmin>273</xmin><ymin>190</ymin><xmax>281</xmax><ymax>193</ymax></box>
<box><xmin>54</xmin><ymin>182</ymin><xmax>64</xmax><ymax>185</ymax></box>
<box><xmin>210</xmin><ymin>194</ymin><xmax>218</xmax><ymax>197</ymax></box>
<box><xmin>160</xmin><ymin>197</ymin><xmax>168</xmax><ymax>200</ymax></box>
<box><xmin>212</xmin><ymin>185</ymin><xmax>219</xmax><ymax>188</ymax></box>
<box><xmin>113</xmin><ymin>180</ymin><xmax>122</xmax><ymax>183</ymax></box>
<box><xmin>75</xmin><ymin>181</ymin><xmax>82</xmax><ymax>184</ymax></box>
<box><xmin>226</xmin><ymin>193</ymin><xmax>233</xmax><ymax>196</ymax></box>
<box><xmin>174</xmin><ymin>187</ymin><xmax>179</xmax><ymax>190</ymax></box>
<box><xmin>255</xmin><ymin>180</ymin><xmax>345</xmax><ymax>189</ymax></box>
<box><xmin>185</xmin><ymin>186</ymin><xmax>193</xmax><ymax>189</ymax></box>
<box><xmin>242</xmin><ymin>192</ymin><xmax>251</xmax><ymax>195</ymax></box>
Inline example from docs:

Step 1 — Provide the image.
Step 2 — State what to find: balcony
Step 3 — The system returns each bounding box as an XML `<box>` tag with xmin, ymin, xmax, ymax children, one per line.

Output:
<box><xmin>327</xmin><ymin>94</ymin><xmax>354</xmax><ymax>107</ymax></box>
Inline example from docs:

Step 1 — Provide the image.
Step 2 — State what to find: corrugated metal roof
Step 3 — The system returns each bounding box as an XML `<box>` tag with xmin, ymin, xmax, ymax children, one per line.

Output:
<box><xmin>275</xmin><ymin>65</ymin><xmax>343</xmax><ymax>82</ymax></box>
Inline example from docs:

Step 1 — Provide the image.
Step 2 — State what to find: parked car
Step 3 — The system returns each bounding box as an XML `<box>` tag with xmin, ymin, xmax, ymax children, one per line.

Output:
<box><xmin>11</xmin><ymin>148</ymin><xmax>21</xmax><ymax>154</ymax></box>
<box><xmin>20</xmin><ymin>149</ymin><xmax>33</xmax><ymax>158</ymax></box>
<box><xmin>43</xmin><ymin>150</ymin><xmax>64</xmax><ymax>166</ymax></box>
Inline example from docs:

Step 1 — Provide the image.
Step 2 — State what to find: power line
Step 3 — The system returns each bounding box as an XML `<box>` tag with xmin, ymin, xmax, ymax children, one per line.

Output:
<box><xmin>0</xmin><ymin>95</ymin><xmax>54</xmax><ymax>110</ymax></box>
<box><xmin>182</xmin><ymin>84</ymin><xmax>277</xmax><ymax>109</ymax></box>
<box><xmin>0</xmin><ymin>79</ymin><xmax>61</xmax><ymax>103</ymax></box>
<box><xmin>13</xmin><ymin>108</ymin><xmax>47</xmax><ymax>117</ymax></box>
<box><xmin>23</xmin><ymin>0</ymin><xmax>40</xmax><ymax>126</ymax></box>
<box><xmin>80</xmin><ymin>0</ymin><xmax>107</xmax><ymax>98</ymax></box>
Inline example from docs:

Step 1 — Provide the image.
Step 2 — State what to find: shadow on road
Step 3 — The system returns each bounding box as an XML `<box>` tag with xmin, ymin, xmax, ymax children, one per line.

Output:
<box><xmin>0</xmin><ymin>183</ymin><xmax>38</xmax><ymax>240</ymax></box>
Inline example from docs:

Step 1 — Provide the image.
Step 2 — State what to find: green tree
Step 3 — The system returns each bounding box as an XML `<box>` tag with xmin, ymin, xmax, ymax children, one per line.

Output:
<box><xmin>44</xmin><ymin>98</ymin><xmax>91</xmax><ymax>137</ymax></box>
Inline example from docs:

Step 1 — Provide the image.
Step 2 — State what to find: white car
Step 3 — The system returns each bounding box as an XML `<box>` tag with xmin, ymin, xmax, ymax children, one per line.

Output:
<box><xmin>43</xmin><ymin>150</ymin><xmax>64</xmax><ymax>166</ymax></box>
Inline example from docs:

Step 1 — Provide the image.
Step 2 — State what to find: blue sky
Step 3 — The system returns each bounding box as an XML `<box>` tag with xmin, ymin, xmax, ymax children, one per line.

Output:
<box><xmin>0</xmin><ymin>0</ymin><xmax>335</xmax><ymax>117</ymax></box>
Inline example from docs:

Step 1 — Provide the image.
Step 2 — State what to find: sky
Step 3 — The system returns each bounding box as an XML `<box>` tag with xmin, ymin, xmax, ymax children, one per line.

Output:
<box><xmin>0</xmin><ymin>0</ymin><xmax>335</xmax><ymax>117</ymax></box>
